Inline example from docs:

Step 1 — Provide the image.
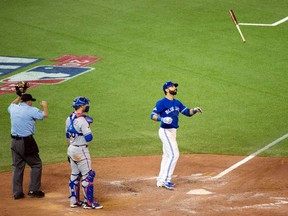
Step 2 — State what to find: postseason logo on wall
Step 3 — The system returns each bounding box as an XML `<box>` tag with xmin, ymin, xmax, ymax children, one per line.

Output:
<box><xmin>0</xmin><ymin>54</ymin><xmax>101</xmax><ymax>95</ymax></box>
<box><xmin>0</xmin><ymin>56</ymin><xmax>43</xmax><ymax>76</ymax></box>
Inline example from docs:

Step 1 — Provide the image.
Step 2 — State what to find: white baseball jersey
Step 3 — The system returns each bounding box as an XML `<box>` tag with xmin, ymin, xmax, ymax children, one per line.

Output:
<box><xmin>65</xmin><ymin>113</ymin><xmax>92</xmax><ymax>146</ymax></box>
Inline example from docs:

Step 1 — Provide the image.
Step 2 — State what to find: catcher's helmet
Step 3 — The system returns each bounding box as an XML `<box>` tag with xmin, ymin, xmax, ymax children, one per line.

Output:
<box><xmin>72</xmin><ymin>96</ymin><xmax>90</xmax><ymax>109</ymax></box>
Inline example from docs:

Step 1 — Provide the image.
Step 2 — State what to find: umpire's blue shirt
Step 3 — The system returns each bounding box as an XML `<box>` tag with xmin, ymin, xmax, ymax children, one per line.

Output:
<box><xmin>8</xmin><ymin>103</ymin><xmax>44</xmax><ymax>137</ymax></box>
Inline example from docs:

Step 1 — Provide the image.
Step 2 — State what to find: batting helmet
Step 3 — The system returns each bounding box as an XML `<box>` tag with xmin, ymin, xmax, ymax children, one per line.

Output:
<box><xmin>72</xmin><ymin>96</ymin><xmax>90</xmax><ymax>109</ymax></box>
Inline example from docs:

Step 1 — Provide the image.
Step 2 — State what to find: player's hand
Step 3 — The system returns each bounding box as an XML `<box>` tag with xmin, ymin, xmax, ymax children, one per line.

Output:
<box><xmin>162</xmin><ymin>117</ymin><xmax>173</xmax><ymax>124</ymax></box>
<box><xmin>40</xmin><ymin>101</ymin><xmax>48</xmax><ymax>107</ymax></box>
<box><xmin>192</xmin><ymin>107</ymin><xmax>203</xmax><ymax>114</ymax></box>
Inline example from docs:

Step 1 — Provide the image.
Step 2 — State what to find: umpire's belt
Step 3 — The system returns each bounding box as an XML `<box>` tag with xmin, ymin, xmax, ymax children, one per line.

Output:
<box><xmin>11</xmin><ymin>135</ymin><xmax>33</xmax><ymax>140</ymax></box>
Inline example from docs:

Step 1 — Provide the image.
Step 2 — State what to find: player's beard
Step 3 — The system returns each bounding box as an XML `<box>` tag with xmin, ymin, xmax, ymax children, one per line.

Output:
<box><xmin>169</xmin><ymin>89</ymin><xmax>177</xmax><ymax>95</ymax></box>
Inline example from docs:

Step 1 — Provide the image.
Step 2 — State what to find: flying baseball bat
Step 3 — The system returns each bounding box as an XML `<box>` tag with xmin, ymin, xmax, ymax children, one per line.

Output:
<box><xmin>229</xmin><ymin>9</ymin><xmax>246</xmax><ymax>43</ymax></box>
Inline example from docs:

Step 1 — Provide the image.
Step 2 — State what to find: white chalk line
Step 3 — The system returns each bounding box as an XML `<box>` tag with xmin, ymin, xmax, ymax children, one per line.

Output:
<box><xmin>212</xmin><ymin>133</ymin><xmax>288</xmax><ymax>180</ymax></box>
<box><xmin>226</xmin><ymin>199</ymin><xmax>288</xmax><ymax>210</ymax></box>
<box><xmin>107</xmin><ymin>173</ymin><xmax>212</xmax><ymax>187</ymax></box>
<box><xmin>239</xmin><ymin>16</ymin><xmax>288</xmax><ymax>26</ymax></box>
<box><xmin>104</xmin><ymin>133</ymin><xmax>288</xmax><ymax>197</ymax></box>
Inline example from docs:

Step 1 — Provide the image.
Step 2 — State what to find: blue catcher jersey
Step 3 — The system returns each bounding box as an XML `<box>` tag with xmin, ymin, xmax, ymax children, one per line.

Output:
<box><xmin>151</xmin><ymin>97</ymin><xmax>191</xmax><ymax>128</ymax></box>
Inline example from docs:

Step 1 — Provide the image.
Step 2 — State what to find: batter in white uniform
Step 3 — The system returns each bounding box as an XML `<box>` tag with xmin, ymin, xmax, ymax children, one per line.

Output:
<box><xmin>150</xmin><ymin>81</ymin><xmax>202</xmax><ymax>190</ymax></box>
<box><xmin>66</xmin><ymin>96</ymin><xmax>103</xmax><ymax>209</ymax></box>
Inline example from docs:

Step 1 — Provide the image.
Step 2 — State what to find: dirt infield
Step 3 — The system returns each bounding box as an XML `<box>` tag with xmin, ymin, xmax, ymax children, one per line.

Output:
<box><xmin>2</xmin><ymin>154</ymin><xmax>288</xmax><ymax>216</ymax></box>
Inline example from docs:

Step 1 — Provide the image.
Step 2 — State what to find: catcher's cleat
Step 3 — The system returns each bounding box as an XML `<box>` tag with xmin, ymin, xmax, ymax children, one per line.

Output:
<box><xmin>70</xmin><ymin>201</ymin><xmax>84</xmax><ymax>208</ymax></box>
<box><xmin>83</xmin><ymin>202</ymin><xmax>103</xmax><ymax>209</ymax></box>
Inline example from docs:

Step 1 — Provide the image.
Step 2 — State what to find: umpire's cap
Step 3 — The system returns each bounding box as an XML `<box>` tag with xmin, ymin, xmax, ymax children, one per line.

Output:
<box><xmin>163</xmin><ymin>81</ymin><xmax>178</xmax><ymax>93</ymax></box>
<box><xmin>72</xmin><ymin>96</ymin><xmax>90</xmax><ymax>109</ymax></box>
<box><xmin>21</xmin><ymin>94</ymin><xmax>36</xmax><ymax>102</ymax></box>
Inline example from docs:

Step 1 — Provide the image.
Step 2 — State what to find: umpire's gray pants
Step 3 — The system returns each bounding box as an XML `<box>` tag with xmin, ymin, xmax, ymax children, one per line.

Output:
<box><xmin>11</xmin><ymin>138</ymin><xmax>42</xmax><ymax>197</ymax></box>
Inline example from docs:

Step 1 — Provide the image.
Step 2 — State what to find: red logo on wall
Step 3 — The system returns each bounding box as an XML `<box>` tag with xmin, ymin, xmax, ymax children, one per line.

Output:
<box><xmin>0</xmin><ymin>54</ymin><xmax>102</xmax><ymax>95</ymax></box>
<box><xmin>51</xmin><ymin>54</ymin><xmax>102</xmax><ymax>67</ymax></box>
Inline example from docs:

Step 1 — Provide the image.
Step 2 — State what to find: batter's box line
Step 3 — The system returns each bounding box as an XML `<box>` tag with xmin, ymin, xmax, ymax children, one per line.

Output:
<box><xmin>104</xmin><ymin>173</ymin><xmax>212</xmax><ymax>187</ymax></box>
<box><xmin>239</xmin><ymin>16</ymin><xmax>288</xmax><ymax>26</ymax></box>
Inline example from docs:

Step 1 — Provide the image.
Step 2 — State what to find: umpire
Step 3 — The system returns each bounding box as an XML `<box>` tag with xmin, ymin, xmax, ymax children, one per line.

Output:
<box><xmin>8</xmin><ymin>93</ymin><xmax>48</xmax><ymax>199</ymax></box>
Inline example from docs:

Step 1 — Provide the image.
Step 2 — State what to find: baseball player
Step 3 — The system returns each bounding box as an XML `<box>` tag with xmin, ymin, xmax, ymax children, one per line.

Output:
<box><xmin>65</xmin><ymin>96</ymin><xmax>103</xmax><ymax>209</ymax></box>
<box><xmin>150</xmin><ymin>81</ymin><xmax>202</xmax><ymax>190</ymax></box>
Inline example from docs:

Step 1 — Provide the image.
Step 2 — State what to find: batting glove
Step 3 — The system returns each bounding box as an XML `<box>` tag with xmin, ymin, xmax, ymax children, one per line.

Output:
<box><xmin>162</xmin><ymin>117</ymin><xmax>173</xmax><ymax>124</ymax></box>
<box><xmin>192</xmin><ymin>107</ymin><xmax>203</xmax><ymax>114</ymax></box>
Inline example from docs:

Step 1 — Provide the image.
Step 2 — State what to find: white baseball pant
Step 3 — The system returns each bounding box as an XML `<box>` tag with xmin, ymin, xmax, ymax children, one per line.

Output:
<box><xmin>157</xmin><ymin>128</ymin><xmax>179</xmax><ymax>183</ymax></box>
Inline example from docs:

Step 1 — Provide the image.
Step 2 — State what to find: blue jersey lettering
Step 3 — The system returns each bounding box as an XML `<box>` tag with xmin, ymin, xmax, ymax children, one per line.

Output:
<box><xmin>151</xmin><ymin>97</ymin><xmax>191</xmax><ymax>128</ymax></box>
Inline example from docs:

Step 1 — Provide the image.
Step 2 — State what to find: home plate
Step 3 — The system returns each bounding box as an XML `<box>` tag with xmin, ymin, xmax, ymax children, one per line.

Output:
<box><xmin>187</xmin><ymin>189</ymin><xmax>214</xmax><ymax>195</ymax></box>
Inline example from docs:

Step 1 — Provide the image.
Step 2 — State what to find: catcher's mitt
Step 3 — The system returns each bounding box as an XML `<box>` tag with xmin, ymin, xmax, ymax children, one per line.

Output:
<box><xmin>15</xmin><ymin>81</ymin><xmax>30</xmax><ymax>96</ymax></box>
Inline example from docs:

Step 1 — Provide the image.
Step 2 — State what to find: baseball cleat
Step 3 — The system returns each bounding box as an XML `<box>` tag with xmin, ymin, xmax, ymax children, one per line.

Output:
<box><xmin>163</xmin><ymin>182</ymin><xmax>174</xmax><ymax>190</ymax></box>
<box><xmin>70</xmin><ymin>201</ymin><xmax>84</xmax><ymax>208</ymax></box>
<box><xmin>167</xmin><ymin>182</ymin><xmax>175</xmax><ymax>187</ymax></box>
<box><xmin>157</xmin><ymin>182</ymin><xmax>174</xmax><ymax>190</ymax></box>
<box><xmin>83</xmin><ymin>202</ymin><xmax>103</xmax><ymax>209</ymax></box>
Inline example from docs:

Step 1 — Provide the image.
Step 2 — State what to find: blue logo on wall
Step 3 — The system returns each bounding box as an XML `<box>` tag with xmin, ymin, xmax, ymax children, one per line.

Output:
<box><xmin>0</xmin><ymin>56</ymin><xmax>43</xmax><ymax>76</ymax></box>
<box><xmin>1</xmin><ymin>66</ymin><xmax>95</xmax><ymax>84</ymax></box>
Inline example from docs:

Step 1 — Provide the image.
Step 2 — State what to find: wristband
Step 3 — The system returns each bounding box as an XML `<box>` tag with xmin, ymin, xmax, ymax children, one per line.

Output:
<box><xmin>192</xmin><ymin>109</ymin><xmax>196</xmax><ymax>115</ymax></box>
<box><xmin>157</xmin><ymin>116</ymin><xmax>162</xmax><ymax>121</ymax></box>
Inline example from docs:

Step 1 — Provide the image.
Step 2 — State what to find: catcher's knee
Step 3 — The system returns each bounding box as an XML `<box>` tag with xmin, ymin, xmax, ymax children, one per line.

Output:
<box><xmin>87</xmin><ymin>169</ymin><xmax>96</xmax><ymax>182</ymax></box>
<box><xmin>82</xmin><ymin>169</ymin><xmax>96</xmax><ymax>186</ymax></box>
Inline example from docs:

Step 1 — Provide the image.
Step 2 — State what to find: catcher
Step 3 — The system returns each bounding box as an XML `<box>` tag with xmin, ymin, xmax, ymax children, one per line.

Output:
<box><xmin>65</xmin><ymin>96</ymin><xmax>103</xmax><ymax>209</ymax></box>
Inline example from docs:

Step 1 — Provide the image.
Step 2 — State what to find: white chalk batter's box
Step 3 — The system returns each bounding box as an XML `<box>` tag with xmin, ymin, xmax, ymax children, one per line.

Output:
<box><xmin>0</xmin><ymin>66</ymin><xmax>94</xmax><ymax>95</ymax></box>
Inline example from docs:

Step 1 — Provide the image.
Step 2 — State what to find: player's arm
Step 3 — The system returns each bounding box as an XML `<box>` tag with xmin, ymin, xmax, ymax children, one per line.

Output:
<box><xmin>40</xmin><ymin>101</ymin><xmax>48</xmax><ymax>118</ymax></box>
<box><xmin>84</xmin><ymin>133</ymin><xmax>93</xmax><ymax>142</ymax></box>
<box><xmin>189</xmin><ymin>107</ymin><xmax>203</xmax><ymax>116</ymax></box>
<box><xmin>182</xmin><ymin>107</ymin><xmax>202</xmax><ymax>116</ymax></box>
<box><xmin>11</xmin><ymin>96</ymin><xmax>21</xmax><ymax>104</ymax></box>
<box><xmin>66</xmin><ymin>138</ymin><xmax>70</xmax><ymax>146</ymax></box>
<box><xmin>65</xmin><ymin>131</ymin><xmax>70</xmax><ymax>146</ymax></box>
<box><xmin>150</xmin><ymin>102</ymin><xmax>173</xmax><ymax>124</ymax></box>
<box><xmin>151</xmin><ymin>113</ymin><xmax>161</xmax><ymax>121</ymax></box>
<box><xmin>65</xmin><ymin>119</ymin><xmax>71</xmax><ymax>146</ymax></box>
<box><xmin>150</xmin><ymin>113</ymin><xmax>173</xmax><ymax>124</ymax></box>
<box><xmin>180</xmin><ymin>102</ymin><xmax>202</xmax><ymax>117</ymax></box>
<box><xmin>81</xmin><ymin>119</ymin><xmax>93</xmax><ymax>142</ymax></box>
<box><xmin>150</xmin><ymin>102</ymin><xmax>164</xmax><ymax>122</ymax></box>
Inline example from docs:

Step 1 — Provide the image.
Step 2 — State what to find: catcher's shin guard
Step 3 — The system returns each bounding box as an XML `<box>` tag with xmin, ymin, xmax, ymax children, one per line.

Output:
<box><xmin>69</xmin><ymin>173</ymin><xmax>82</xmax><ymax>204</ymax></box>
<box><xmin>82</xmin><ymin>170</ymin><xmax>96</xmax><ymax>206</ymax></box>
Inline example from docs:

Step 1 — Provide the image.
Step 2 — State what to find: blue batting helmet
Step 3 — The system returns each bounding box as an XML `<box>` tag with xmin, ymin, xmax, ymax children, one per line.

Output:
<box><xmin>72</xmin><ymin>96</ymin><xmax>90</xmax><ymax>109</ymax></box>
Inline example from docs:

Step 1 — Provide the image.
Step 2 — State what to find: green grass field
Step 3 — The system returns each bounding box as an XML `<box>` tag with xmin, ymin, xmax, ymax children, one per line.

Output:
<box><xmin>0</xmin><ymin>0</ymin><xmax>287</xmax><ymax>172</ymax></box>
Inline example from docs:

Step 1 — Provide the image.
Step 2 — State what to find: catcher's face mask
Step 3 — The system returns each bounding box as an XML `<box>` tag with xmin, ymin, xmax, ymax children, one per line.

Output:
<box><xmin>85</xmin><ymin>105</ymin><xmax>90</xmax><ymax>112</ymax></box>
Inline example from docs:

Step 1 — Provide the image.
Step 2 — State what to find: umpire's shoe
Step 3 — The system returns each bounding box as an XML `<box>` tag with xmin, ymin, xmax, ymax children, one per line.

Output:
<box><xmin>14</xmin><ymin>192</ymin><xmax>24</xmax><ymax>200</ymax></box>
<box><xmin>28</xmin><ymin>190</ymin><xmax>45</xmax><ymax>198</ymax></box>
